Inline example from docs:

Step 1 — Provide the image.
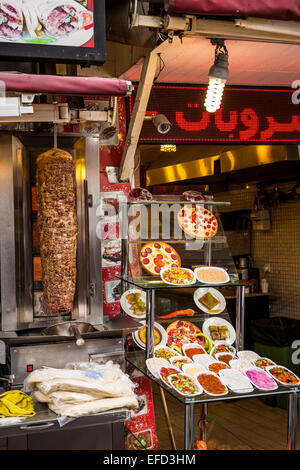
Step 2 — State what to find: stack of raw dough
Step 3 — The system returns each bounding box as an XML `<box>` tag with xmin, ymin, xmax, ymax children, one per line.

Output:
<box><xmin>24</xmin><ymin>362</ymin><xmax>138</xmax><ymax>418</ymax></box>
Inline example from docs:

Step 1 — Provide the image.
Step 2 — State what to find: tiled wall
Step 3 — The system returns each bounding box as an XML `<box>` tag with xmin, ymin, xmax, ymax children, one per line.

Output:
<box><xmin>214</xmin><ymin>181</ymin><xmax>300</xmax><ymax>320</ymax></box>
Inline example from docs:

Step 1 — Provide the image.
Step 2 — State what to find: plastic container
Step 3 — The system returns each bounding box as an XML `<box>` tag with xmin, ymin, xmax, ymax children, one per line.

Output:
<box><xmin>193</xmin><ymin>354</ymin><xmax>215</xmax><ymax>367</ymax></box>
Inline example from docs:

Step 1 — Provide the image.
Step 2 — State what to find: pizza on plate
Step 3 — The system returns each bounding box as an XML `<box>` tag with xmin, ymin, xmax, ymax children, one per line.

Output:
<box><xmin>177</xmin><ymin>205</ymin><xmax>218</xmax><ymax>239</ymax></box>
<box><xmin>139</xmin><ymin>241</ymin><xmax>181</xmax><ymax>276</ymax></box>
<box><xmin>166</xmin><ymin>320</ymin><xmax>202</xmax><ymax>352</ymax></box>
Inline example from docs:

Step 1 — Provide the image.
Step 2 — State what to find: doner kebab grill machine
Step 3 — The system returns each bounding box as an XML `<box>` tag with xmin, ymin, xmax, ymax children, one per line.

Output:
<box><xmin>0</xmin><ymin>85</ymin><xmax>140</xmax><ymax>389</ymax></box>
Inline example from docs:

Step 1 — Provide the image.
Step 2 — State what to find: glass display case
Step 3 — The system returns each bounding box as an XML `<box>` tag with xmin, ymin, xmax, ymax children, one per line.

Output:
<box><xmin>118</xmin><ymin>196</ymin><xmax>299</xmax><ymax>450</ymax></box>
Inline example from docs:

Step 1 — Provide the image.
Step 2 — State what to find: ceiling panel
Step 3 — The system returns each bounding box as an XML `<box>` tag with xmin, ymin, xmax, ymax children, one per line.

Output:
<box><xmin>120</xmin><ymin>36</ymin><xmax>300</xmax><ymax>86</ymax></box>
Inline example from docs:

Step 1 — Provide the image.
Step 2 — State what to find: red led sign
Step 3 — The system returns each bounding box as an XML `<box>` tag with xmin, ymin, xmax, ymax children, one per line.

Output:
<box><xmin>129</xmin><ymin>85</ymin><xmax>300</xmax><ymax>143</ymax></box>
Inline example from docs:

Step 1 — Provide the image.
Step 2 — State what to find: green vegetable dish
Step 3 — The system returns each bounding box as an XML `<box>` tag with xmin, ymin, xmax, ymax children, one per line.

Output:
<box><xmin>170</xmin><ymin>374</ymin><xmax>199</xmax><ymax>395</ymax></box>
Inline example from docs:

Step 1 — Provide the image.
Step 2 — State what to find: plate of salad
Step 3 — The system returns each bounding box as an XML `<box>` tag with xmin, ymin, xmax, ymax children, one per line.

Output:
<box><xmin>160</xmin><ymin>267</ymin><xmax>196</xmax><ymax>286</ymax></box>
<box><xmin>210</xmin><ymin>343</ymin><xmax>236</xmax><ymax>359</ymax></box>
<box><xmin>266</xmin><ymin>365</ymin><xmax>300</xmax><ymax>386</ymax></box>
<box><xmin>252</xmin><ymin>357</ymin><xmax>275</xmax><ymax>371</ymax></box>
<box><xmin>168</xmin><ymin>373</ymin><xmax>203</xmax><ymax>396</ymax></box>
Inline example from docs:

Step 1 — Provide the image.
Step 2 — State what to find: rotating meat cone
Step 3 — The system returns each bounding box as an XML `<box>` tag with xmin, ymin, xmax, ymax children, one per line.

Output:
<box><xmin>36</xmin><ymin>148</ymin><xmax>78</xmax><ymax>315</ymax></box>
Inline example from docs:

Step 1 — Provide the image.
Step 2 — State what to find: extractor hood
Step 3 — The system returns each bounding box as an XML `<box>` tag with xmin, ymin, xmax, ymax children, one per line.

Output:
<box><xmin>146</xmin><ymin>145</ymin><xmax>300</xmax><ymax>186</ymax></box>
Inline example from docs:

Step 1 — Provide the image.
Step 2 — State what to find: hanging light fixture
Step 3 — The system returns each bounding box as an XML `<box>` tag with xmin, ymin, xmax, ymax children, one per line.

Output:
<box><xmin>204</xmin><ymin>39</ymin><xmax>229</xmax><ymax>113</ymax></box>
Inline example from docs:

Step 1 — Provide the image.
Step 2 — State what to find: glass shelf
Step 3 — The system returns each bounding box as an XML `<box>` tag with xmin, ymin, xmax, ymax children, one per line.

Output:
<box><xmin>126</xmin><ymin>350</ymin><xmax>300</xmax><ymax>406</ymax></box>
<box><xmin>125</xmin><ymin>200</ymin><xmax>231</xmax><ymax>207</ymax></box>
<box><xmin>117</xmin><ymin>275</ymin><xmax>247</xmax><ymax>290</ymax></box>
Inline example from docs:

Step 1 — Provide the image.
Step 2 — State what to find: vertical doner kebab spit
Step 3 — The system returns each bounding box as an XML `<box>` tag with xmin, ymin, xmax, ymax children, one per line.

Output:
<box><xmin>36</xmin><ymin>148</ymin><xmax>77</xmax><ymax>315</ymax></box>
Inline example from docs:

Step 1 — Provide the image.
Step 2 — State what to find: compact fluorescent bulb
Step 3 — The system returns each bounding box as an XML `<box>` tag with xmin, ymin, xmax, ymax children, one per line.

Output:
<box><xmin>204</xmin><ymin>77</ymin><xmax>226</xmax><ymax>113</ymax></box>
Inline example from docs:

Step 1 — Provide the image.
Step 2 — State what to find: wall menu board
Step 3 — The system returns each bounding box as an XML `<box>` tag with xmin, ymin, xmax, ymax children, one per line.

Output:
<box><xmin>129</xmin><ymin>84</ymin><xmax>300</xmax><ymax>143</ymax></box>
<box><xmin>0</xmin><ymin>0</ymin><xmax>105</xmax><ymax>64</ymax></box>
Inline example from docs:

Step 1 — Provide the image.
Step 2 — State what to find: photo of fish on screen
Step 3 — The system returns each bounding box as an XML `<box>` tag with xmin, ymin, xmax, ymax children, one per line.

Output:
<box><xmin>0</xmin><ymin>0</ymin><xmax>104</xmax><ymax>63</ymax></box>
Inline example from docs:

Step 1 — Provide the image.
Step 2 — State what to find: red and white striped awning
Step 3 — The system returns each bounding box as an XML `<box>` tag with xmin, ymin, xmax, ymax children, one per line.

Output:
<box><xmin>0</xmin><ymin>73</ymin><xmax>132</xmax><ymax>96</ymax></box>
<box><xmin>164</xmin><ymin>0</ymin><xmax>300</xmax><ymax>20</ymax></box>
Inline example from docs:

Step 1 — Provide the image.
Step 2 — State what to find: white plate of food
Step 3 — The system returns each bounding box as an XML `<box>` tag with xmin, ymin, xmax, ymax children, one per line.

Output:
<box><xmin>202</xmin><ymin>317</ymin><xmax>236</xmax><ymax>345</ymax></box>
<box><xmin>120</xmin><ymin>288</ymin><xmax>146</xmax><ymax>319</ymax></box>
<box><xmin>170</xmin><ymin>356</ymin><xmax>193</xmax><ymax>370</ymax></box>
<box><xmin>133</xmin><ymin>321</ymin><xmax>167</xmax><ymax>350</ymax></box>
<box><xmin>195</xmin><ymin>371</ymin><xmax>228</xmax><ymax>397</ymax></box>
<box><xmin>210</xmin><ymin>343</ymin><xmax>236</xmax><ymax>359</ymax></box>
<box><xmin>219</xmin><ymin>369</ymin><xmax>254</xmax><ymax>394</ymax></box>
<box><xmin>154</xmin><ymin>345</ymin><xmax>181</xmax><ymax>362</ymax></box>
<box><xmin>168</xmin><ymin>373</ymin><xmax>203</xmax><ymax>397</ymax></box>
<box><xmin>158</xmin><ymin>366</ymin><xmax>181</xmax><ymax>388</ymax></box>
<box><xmin>182</xmin><ymin>343</ymin><xmax>207</xmax><ymax>360</ymax></box>
<box><xmin>160</xmin><ymin>267</ymin><xmax>196</xmax><ymax>286</ymax></box>
<box><xmin>265</xmin><ymin>365</ymin><xmax>300</xmax><ymax>387</ymax></box>
<box><xmin>146</xmin><ymin>358</ymin><xmax>169</xmax><ymax>379</ymax></box>
<box><xmin>237</xmin><ymin>350</ymin><xmax>260</xmax><ymax>363</ymax></box>
<box><xmin>192</xmin><ymin>354</ymin><xmax>215</xmax><ymax>368</ymax></box>
<box><xmin>252</xmin><ymin>357</ymin><xmax>276</xmax><ymax>371</ymax></box>
<box><xmin>193</xmin><ymin>287</ymin><xmax>226</xmax><ymax>314</ymax></box>
<box><xmin>243</xmin><ymin>367</ymin><xmax>278</xmax><ymax>391</ymax></box>
<box><xmin>194</xmin><ymin>266</ymin><xmax>230</xmax><ymax>285</ymax></box>
<box><xmin>229</xmin><ymin>359</ymin><xmax>253</xmax><ymax>374</ymax></box>
<box><xmin>182</xmin><ymin>363</ymin><xmax>206</xmax><ymax>377</ymax></box>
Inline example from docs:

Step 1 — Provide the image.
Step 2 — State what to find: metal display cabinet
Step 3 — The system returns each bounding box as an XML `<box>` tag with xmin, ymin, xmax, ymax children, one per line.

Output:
<box><xmin>0</xmin><ymin>400</ymin><xmax>130</xmax><ymax>450</ymax></box>
<box><xmin>119</xmin><ymin>198</ymin><xmax>299</xmax><ymax>450</ymax></box>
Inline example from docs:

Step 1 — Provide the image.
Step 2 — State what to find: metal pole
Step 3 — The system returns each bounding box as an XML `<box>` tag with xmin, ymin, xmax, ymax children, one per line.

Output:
<box><xmin>184</xmin><ymin>404</ymin><xmax>195</xmax><ymax>450</ymax></box>
<box><xmin>146</xmin><ymin>289</ymin><xmax>155</xmax><ymax>359</ymax></box>
<box><xmin>287</xmin><ymin>393</ymin><xmax>297</xmax><ymax>450</ymax></box>
<box><xmin>236</xmin><ymin>285</ymin><xmax>245</xmax><ymax>351</ymax></box>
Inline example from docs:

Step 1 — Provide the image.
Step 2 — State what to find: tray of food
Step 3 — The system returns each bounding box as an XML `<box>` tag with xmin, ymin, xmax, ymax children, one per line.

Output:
<box><xmin>210</xmin><ymin>343</ymin><xmax>236</xmax><ymax>359</ymax></box>
<box><xmin>133</xmin><ymin>320</ymin><xmax>167</xmax><ymax>349</ymax></box>
<box><xmin>229</xmin><ymin>359</ymin><xmax>253</xmax><ymax>374</ymax></box>
<box><xmin>120</xmin><ymin>288</ymin><xmax>146</xmax><ymax>319</ymax></box>
<box><xmin>192</xmin><ymin>354</ymin><xmax>215</xmax><ymax>368</ymax></box>
<box><xmin>195</xmin><ymin>371</ymin><xmax>228</xmax><ymax>397</ymax></box>
<box><xmin>215</xmin><ymin>352</ymin><xmax>235</xmax><ymax>365</ymax></box>
<box><xmin>182</xmin><ymin>343</ymin><xmax>207</xmax><ymax>360</ymax></box>
<box><xmin>154</xmin><ymin>346</ymin><xmax>181</xmax><ymax>362</ymax></box>
<box><xmin>170</xmin><ymin>356</ymin><xmax>193</xmax><ymax>370</ymax></box>
<box><xmin>265</xmin><ymin>365</ymin><xmax>300</xmax><ymax>386</ymax></box>
<box><xmin>160</xmin><ymin>267</ymin><xmax>196</xmax><ymax>286</ymax></box>
<box><xmin>252</xmin><ymin>357</ymin><xmax>276</xmax><ymax>371</ymax></box>
<box><xmin>168</xmin><ymin>373</ymin><xmax>203</xmax><ymax>397</ymax></box>
<box><xmin>182</xmin><ymin>363</ymin><xmax>206</xmax><ymax>377</ymax></box>
<box><xmin>202</xmin><ymin>317</ymin><xmax>236</xmax><ymax>345</ymax></box>
<box><xmin>194</xmin><ymin>266</ymin><xmax>230</xmax><ymax>285</ymax></box>
<box><xmin>146</xmin><ymin>358</ymin><xmax>169</xmax><ymax>378</ymax></box>
<box><xmin>207</xmin><ymin>361</ymin><xmax>230</xmax><ymax>376</ymax></box>
<box><xmin>237</xmin><ymin>350</ymin><xmax>260</xmax><ymax>362</ymax></box>
<box><xmin>219</xmin><ymin>369</ymin><xmax>254</xmax><ymax>394</ymax></box>
<box><xmin>140</xmin><ymin>242</ymin><xmax>181</xmax><ymax>276</ymax></box>
<box><xmin>158</xmin><ymin>365</ymin><xmax>181</xmax><ymax>388</ymax></box>
<box><xmin>243</xmin><ymin>367</ymin><xmax>278</xmax><ymax>391</ymax></box>
<box><xmin>193</xmin><ymin>287</ymin><xmax>226</xmax><ymax>314</ymax></box>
